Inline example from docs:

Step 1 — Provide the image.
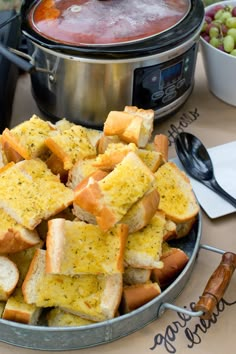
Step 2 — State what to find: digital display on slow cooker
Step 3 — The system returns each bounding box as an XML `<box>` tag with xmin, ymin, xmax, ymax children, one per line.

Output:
<box><xmin>159</xmin><ymin>61</ymin><xmax>183</xmax><ymax>89</ymax></box>
<box><xmin>132</xmin><ymin>44</ymin><xmax>197</xmax><ymax>111</ymax></box>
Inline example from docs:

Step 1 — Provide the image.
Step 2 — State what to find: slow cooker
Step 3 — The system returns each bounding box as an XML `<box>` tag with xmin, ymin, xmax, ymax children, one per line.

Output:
<box><xmin>14</xmin><ymin>0</ymin><xmax>205</xmax><ymax>127</ymax></box>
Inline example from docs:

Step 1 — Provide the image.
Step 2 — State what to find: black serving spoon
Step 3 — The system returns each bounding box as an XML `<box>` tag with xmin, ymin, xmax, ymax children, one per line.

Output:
<box><xmin>175</xmin><ymin>132</ymin><xmax>236</xmax><ymax>208</ymax></box>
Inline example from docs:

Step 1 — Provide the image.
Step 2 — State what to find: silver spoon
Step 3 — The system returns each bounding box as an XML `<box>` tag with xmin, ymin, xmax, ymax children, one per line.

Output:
<box><xmin>174</xmin><ymin>132</ymin><xmax>236</xmax><ymax>208</ymax></box>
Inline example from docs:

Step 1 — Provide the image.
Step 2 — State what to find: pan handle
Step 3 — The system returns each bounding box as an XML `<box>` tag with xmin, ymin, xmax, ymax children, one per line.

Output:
<box><xmin>194</xmin><ymin>251</ymin><xmax>236</xmax><ymax>319</ymax></box>
<box><xmin>0</xmin><ymin>42</ymin><xmax>35</xmax><ymax>73</ymax></box>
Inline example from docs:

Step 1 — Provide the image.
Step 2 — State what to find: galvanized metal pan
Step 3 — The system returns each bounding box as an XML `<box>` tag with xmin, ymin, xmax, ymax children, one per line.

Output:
<box><xmin>0</xmin><ymin>212</ymin><xmax>235</xmax><ymax>351</ymax></box>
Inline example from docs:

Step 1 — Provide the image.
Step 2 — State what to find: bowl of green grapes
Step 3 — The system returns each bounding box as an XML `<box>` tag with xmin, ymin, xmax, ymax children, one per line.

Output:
<box><xmin>200</xmin><ymin>1</ymin><xmax>236</xmax><ymax>106</ymax></box>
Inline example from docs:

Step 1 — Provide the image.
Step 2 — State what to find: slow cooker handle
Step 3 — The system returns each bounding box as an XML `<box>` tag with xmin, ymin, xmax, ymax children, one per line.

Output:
<box><xmin>0</xmin><ymin>42</ymin><xmax>35</xmax><ymax>73</ymax></box>
<box><xmin>194</xmin><ymin>251</ymin><xmax>236</xmax><ymax>319</ymax></box>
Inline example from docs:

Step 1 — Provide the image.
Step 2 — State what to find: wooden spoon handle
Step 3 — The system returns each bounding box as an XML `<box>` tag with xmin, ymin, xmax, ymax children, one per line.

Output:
<box><xmin>194</xmin><ymin>252</ymin><xmax>236</xmax><ymax>319</ymax></box>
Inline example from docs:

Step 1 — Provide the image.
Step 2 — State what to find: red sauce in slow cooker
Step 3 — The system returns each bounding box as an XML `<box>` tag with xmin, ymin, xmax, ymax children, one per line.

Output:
<box><xmin>28</xmin><ymin>0</ymin><xmax>190</xmax><ymax>46</ymax></box>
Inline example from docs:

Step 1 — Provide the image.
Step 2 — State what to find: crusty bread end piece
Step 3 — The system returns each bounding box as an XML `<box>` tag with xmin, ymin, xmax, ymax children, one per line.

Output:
<box><xmin>0</xmin><ymin>209</ymin><xmax>41</xmax><ymax>254</ymax></box>
<box><xmin>176</xmin><ymin>217</ymin><xmax>197</xmax><ymax>239</ymax></box>
<box><xmin>0</xmin><ymin>256</ymin><xmax>19</xmax><ymax>301</ymax></box>
<box><xmin>121</xmin><ymin>282</ymin><xmax>161</xmax><ymax>313</ymax></box>
<box><xmin>151</xmin><ymin>243</ymin><xmax>189</xmax><ymax>289</ymax></box>
<box><xmin>163</xmin><ymin>217</ymin><xmax>196</xmax><ymax>242</ymax></box>
<box><xmin>46</xmin><ymin>153</ymin><xmax>68</xmax><ymax>182</ymax></box>
<box><xmin>73</xmin><ymin>169</ymin><xmax>109</xmax><ymax>216</ymax></box>
<box><xmin>124</xmin><ymin>106</ymin><xmax>154</xmax><ymax>148</ymax></box>
<box><xmin>104</xmin><ymin>106</ymin><xmax>154</xmax><ymax>148</ymax></box>
<box><xmin>153</xmin><ymin>134</ymin><xmax>169</xmax><ymax>161</ymax></box>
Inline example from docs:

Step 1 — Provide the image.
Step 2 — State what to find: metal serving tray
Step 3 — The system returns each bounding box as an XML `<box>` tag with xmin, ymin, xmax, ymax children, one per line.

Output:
<box><xmin>0</xmin><ymin>214</ymin><xmax>202</xmax><ymax>351</ymax></box>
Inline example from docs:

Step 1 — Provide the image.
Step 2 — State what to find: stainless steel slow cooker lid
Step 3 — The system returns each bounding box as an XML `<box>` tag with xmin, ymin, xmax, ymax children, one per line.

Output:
<box><xmin>27</xmin><ymin>0</ymin><xmax>190</xmax><ymax>47</ymax></box>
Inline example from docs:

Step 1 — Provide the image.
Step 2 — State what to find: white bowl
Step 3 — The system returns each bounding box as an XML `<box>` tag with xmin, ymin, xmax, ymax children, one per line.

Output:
<box><xmin>200</xmin><ymin>0</ymin><xmax>236</xmax><ymax>106</ymax></box>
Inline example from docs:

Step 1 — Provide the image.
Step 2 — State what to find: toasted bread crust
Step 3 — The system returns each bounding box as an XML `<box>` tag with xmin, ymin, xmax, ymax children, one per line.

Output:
<box><xmin>101</xmin><ymin>273</ymin><xmax>123</xmax><ymax>318</ymax></box>
<box><xmin>2</xmin><ymin>128</ymin><xmax>30</xmax><ymax>160</ymax></box>
<box><xmin>1</xmin><ymin>136</ymin><xmax>24</xmax><ymax>163</ymax></box>
<box><xmin>2</xmin><ymin>288</ymin><xmax>42</xmax><ymax>325</ymax></box>
<box><xmin>0</xmin><ymin>228</ymin><xmax>40</xmax><ymax>253</ymax></box>
<box><xmin>45</xmin><ymin>138</ymin><xmax>71</xmax><ymax>168</ymax></box>
<box><xmin>0</xmin><ymin>206</ymin><xmax>41</xmax><ymax>254</ymax></box>
<box><xmin>151</xmin><ymin>247</ymin><xmax>189</xmax><ymax>288</ymax></box>
<box><xmin>104</xmin><ymin>107</ymin><xmax>154</xmax><ymax>148</ymax></box>
<box><xmin>153</xmin><ymin>134</ymin><xmax>169</xmax><ymax>161</ymax></box>
<box><xmin>22</xmin><ymin>249</ymin><xmax>42</xmax><ymax>305</ymax></box>
<box><xmin>74</xmin><ymin>170</ymin><xmax>109</xmax><ymax>215</ymax></box>
<box><xmin>46</xmin><ymin>153</ymin><xmax>68</xmax><ymax>182</ymax></box>
<box><xmin>46</xmin><ymin>218</ymin><xmax>65</xmax><ymax>274</ymax></box>
<box><xmin>0</xmin><ymin>256</ymin><xmax>19</xmax><ymax>301</ymax></box>
<box><xmin>2</xmin><ymin>116</ymin><xmax>54</xmax><ymax>162</ymax></box>
<box><xmin>121</xmin><ymin>282</ymin><xmax>161</xmax><ymax>313</ymax></box>
<box><xmin>2</xmin><ymin>307</ymin><xmax>40</xmax><ymax>324</ymax></box>
<box><xmin>120</xmin><ymin>189</ymin><xmax>160</xmax><ymax>234</ymax></box>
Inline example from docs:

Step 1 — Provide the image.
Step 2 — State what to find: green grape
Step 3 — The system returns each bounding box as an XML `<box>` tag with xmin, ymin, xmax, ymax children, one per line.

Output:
<box><xmin>214</xmin><ymin>9</ymin><xmax>225</xmax><ymax>20</ymax></box>
<box><xmin>223</xmin><ymin>35</ymin><xmax>235</xmax><ymax>52</ymax></box>
<box><xmin>221</xmin><ymin>11</ymin><xmax>232</xmax><ymax>24</ymax></box>
<box><xmin>227</xmin><ymin>28</ymin><xmax>236</xmax><ymax>43</ymax></box>
<box><xmin>225</xmin><ymin>5</ymin><xmax>233</xmax><ymax>12</ymax></box>
<box><xmin>209</xmin><ymin>26</ymin><xmax>220</xmax><ymax>38</ymax></box>
<box><xmin>210</xmin><ymin>37</ymin><xmax>220</xmax><ymax>47</ymax></box>
<box><xmin>201</xmin><ymin>22</ymin><xmax>208</xmax><ymax>33</ymax></box>
<box><xmin>230</xmin><ymin>49</ymin><xmax>236</xmax><ymax>56</ymax></box>
<box><xmin>202</xmin><ymin>3</ymin><xmax>236</xmax><ymax>55</ymax></box>
<box><xmin>212</xmin><ymin>19</ymin><xmax>223</xmax><ymax>25</ymax></box>
<box><xmin>226</xmin><ymin>17</ymin><xmax>236</xmax><ymax>28</ymax></box>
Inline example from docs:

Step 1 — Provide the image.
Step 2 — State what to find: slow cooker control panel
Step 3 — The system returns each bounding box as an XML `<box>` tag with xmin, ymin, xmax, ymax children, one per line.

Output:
<box><xmin>132</xmin><ymin>44</ymin><xmax>197</xmax><ymax>110</ymax></box>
